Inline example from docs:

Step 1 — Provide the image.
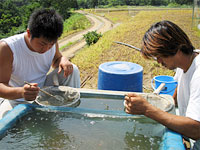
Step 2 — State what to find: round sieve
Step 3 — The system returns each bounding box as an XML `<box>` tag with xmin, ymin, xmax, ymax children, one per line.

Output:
<box><xmin>35</xmin><ymin>86</ymin><xmax>80</xmax><ymax>107</ymax></box>
<box><xmin>124</xmin><ymin>93</ymin><xmax>173</xmax><ymax>112</ymax></box>
<box><xmin>142</xmin><ymin>93</ymin><xmax>173</xmax><ymax>112</ymax></box>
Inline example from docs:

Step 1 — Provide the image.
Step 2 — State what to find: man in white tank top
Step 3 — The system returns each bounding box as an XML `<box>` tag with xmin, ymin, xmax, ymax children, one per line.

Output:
<box><xmin>124</xmin><ymin>21</ymin><xmax>200</xmax><ymax>149</ymax></box>
<box><xmin>0</xmin><ymin>9</ymin><xmax>80</xmax><ymax>119</ymax></box>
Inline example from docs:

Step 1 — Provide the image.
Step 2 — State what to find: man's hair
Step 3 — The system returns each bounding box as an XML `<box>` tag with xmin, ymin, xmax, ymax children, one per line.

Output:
<box><xmin>28</xmin><ymin>8</ymin><xmax>63</xmax><ymax>41</ymax></box>
<box><xmin>141</xmin><ymin>20</ymin><xmax>194</xmax><ymax>59</ymax></box>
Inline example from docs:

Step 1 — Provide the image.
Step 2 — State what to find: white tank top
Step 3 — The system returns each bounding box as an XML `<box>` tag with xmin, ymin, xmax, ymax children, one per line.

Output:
<box><xmin>2</xmin><ymin>33</ymin><xmax>56</xmax><ymax>89</ymax></box>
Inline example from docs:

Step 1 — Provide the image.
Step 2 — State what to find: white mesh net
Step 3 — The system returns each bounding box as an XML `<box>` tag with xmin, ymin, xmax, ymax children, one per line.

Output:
<box><xmin>142</xmin><ymin>93</ymin><xmax>173</xmax><ymax>112</ymax></box>
<box><xmin>35</xmin><ymin>86</ymin><xmax>80</xmax><ymax>107</ymax></box>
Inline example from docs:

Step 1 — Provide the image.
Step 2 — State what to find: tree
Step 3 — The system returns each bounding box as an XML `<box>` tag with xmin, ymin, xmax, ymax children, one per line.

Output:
<box><xmin>174</xmin><ymin>0</ymin><xmax>193</xmax><ymax>5</ymax></box>
<box><xmin>0</xmin><ymin>0</ymin><xmax>22</xmax><ymax>35</ymax></box>
<box><xmin>20</xmin><ymin>2</ymin><xmax>41</xmax><ymax>29</ymax></box>
<box><xmin>39</xmin><ymin>0</ymin><xmax>78</xmax><ymax>19</ymax></box>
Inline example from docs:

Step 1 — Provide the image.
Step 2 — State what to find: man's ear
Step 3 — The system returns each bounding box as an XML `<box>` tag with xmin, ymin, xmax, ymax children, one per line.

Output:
<box><xmin>26</xmin><ymin>28</ymin><xmax>31</xmax><ymax>38</ymax></box>
<box><xmin>176</xmin><ymin>49</ymin><xmax>182</xmax><ymax>55</ymax></box>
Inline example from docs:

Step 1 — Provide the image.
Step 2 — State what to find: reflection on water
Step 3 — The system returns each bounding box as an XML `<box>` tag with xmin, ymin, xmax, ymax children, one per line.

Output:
<box><xmin>0</xmin><ymin>110</ymin><xmax>164</xmax><ymax>150</ymax></box>
<box><xmin>124</xmin><ymin>118</ymin><xmax>163</xmax><ymax>150</ymax></box>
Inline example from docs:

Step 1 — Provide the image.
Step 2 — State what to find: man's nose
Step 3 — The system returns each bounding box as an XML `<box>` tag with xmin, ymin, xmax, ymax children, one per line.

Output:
<box><xmin>43</xmin><ymin>44</ymin><xmax>52</xmax><ymax>51</ymax></box>
<box><xmin>156</xmin><ymin>57</ymin><xmax>162</xmax><ymax>64</ymax></box>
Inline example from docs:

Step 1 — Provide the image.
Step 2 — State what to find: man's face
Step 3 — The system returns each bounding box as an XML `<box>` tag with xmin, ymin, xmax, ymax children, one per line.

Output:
<box><xmin>29</xmin><ymin>36</ymin><xmax>56</xmax><ymax>54</ymax></box>
<box><xmin>26</xmin><ymin>29</ymin><xmax>56</xmax><ymax>53</ymax></box>
<box><xmin>156</xmin><ymin>55</ymin><xmax>177</xmax><ymax>70</ymax></box>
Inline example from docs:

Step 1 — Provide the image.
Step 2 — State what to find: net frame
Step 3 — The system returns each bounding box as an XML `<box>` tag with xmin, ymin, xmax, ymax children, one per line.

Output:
<box><xmin>35</xmin><ymin>86</ymin><xmax>80</xmax><ymax>107</ymax></box>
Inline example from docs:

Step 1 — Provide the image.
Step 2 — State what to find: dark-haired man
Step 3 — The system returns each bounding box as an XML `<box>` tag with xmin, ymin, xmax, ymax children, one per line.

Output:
<box><xmin>0</xmin><ymin>8</ymin><xmax>80</xmax><ymax>119</ymax></box>
<box><xmin>124</xmin><ymin>20</ymin><xmax>200</xmax><ymax>149</ymax></box>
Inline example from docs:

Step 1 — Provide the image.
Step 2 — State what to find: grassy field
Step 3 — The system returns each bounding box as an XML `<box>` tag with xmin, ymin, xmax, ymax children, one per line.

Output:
<box><xmin>60</xmin><ymin>13</ymin><xmax>91</xmax><ymax>40</ymax></box>
<box><xmin>70</xmin><ymin>9</ymin><xmax>200</xmax><ymax>92</ymax></box>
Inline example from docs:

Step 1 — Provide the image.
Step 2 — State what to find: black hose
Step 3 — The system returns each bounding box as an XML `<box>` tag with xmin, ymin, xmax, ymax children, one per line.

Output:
<box><xmin>114</xmin><ymin>41</ymin><xmax>141</xmax><ymax>51</ymax></box>
<box><xmin>114</xmin><ymin>41</ymin><xmax>157</xmax><ymax>61</ymax></box>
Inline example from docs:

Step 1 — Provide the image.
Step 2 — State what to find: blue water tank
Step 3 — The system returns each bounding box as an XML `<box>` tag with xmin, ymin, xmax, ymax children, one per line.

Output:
<box><xmin>98</xmin><ymin>61</ymin><xmax>143</xmax><ymax>92</ymax></box>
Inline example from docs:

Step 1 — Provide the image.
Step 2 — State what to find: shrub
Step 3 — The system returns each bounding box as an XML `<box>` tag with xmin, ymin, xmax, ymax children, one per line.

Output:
<box><xmin>167</xmin><ymin>2</ymin><xmax>181</xmax><ymax>8</ymax></box>
<box><xmin>83</xmin><ymin>31</ymin><xmax>102</xmax><ymax>46</ymax></box>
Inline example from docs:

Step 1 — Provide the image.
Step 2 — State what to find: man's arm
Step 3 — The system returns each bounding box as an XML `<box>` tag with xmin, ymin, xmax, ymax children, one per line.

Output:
<box><xmin>52</xmin><ymin>42</ymin><xmax>62</xmax><ymax>68</ymax></box>
<box><xmin>52</xmin><ymin>42</ymin><xmax>73</xmax><ymax>77</ymax></box>
<box><xmin>0</xmin><ymin>41</ymin><xmax>39</xmax><ymax>100</ymax></box>
<box><xmin>173</xmin><ymin>87</ymin><xmax>178</xmax><ymax>107</ymax></box>
<box><xmin>145</xmin><ymin>103</ymin><xmax>200</xmax><ymax>140</ymax></box>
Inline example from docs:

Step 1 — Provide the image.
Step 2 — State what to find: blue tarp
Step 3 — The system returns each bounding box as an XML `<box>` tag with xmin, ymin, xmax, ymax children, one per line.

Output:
<box><xmin>0</xmin><ymin>104</ymin><xmax>33</xmax><ymax>139</ymax></box>
<box><xmin>160</xmin><ymin>128</ymin><xmax>185</xmax><ymax>150</ymax></box>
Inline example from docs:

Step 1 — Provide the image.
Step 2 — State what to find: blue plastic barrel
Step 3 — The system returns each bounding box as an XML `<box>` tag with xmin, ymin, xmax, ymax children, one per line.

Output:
<box><xmin>151</xmin><ymin>75</ymin><xmax>177</xmax><ymax>96</ymax></box>
<box><xmin>98</xmin><ymin>61</ymin><xmax>143</xmax><ymax>92</ymax></box>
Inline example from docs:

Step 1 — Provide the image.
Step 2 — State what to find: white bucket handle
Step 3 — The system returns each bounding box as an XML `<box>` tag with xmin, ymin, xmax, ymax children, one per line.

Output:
<box><xmin>151</xmin><ymin>78</ymin><xmax>177</xmax><ymax>94</ymax></box>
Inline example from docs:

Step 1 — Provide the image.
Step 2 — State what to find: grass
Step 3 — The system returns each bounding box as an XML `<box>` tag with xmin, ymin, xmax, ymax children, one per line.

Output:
<box><xmin>70</xmin><ymin>9</ymin><xmax>200</xmax><ymax>91</ymax></box>
<box><xmin>60</xmin><ymin>12</ymin><xmax>91</xmax><ymax>40</ymax></box>
<box><xmin>59</xmin><ymin>41</ymin><xmax>75</xmax><ymax>51</ymax></box>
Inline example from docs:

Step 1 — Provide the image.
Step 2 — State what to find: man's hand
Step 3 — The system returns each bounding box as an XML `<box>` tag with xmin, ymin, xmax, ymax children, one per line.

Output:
<box><xmin>124</xmin><ymin>93</ymin><xmax>150</xmax><ymax>115</ymax></box>
<box><xmin>22</xmin><ymin>83</ymin><xmax>39</xmax><ymax>101</ymax></box>
<box><xmin>58</xmin><ymin>56</ymin><xmax>73</xmax><ymax>77</ymax></box>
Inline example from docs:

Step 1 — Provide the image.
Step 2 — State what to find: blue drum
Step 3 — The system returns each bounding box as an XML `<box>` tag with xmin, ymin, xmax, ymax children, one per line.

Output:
<box><xmin>98</xmin><ymin>61</ymin><xmax>143</xmax><ymax>92</ymax></box>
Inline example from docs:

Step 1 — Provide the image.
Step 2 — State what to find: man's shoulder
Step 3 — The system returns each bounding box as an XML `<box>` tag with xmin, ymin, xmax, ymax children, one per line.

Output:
<box><xmin>0</xmin><ymin>33</ymin><xmax>25</xmax><ymax>52</ymax></box>
<box><xmin>0</xmin><ymin>40</ymin><xmax>13</xmax><ymax>62</ymax></box>
<box><xmin>0</xmin><ymin>40</ymin><xmax>10</xmax><ymax>52</ymax></box>
<box><xmin>1</xmin><ymin>33</ymin><xmax>25</xmax><ymax>44</ymax></box>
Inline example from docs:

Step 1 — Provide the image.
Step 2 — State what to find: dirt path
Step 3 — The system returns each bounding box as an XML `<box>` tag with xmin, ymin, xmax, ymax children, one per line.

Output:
<box><xmin>59</xmin><ymin>11</ymin><xmax>114</xmax><ymax>59</ymax></box>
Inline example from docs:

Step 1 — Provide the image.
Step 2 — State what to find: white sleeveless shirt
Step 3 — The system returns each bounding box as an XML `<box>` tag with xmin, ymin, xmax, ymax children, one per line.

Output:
<box><xmin>1</xmin><ymin>33</ymin><xmax>56</xmax><ymax>89</ymax></box>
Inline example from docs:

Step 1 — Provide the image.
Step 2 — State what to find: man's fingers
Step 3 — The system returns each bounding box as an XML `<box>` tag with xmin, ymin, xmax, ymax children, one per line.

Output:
<box><xmin>24</xmin><ymin>90</ymin><xmax>39</xmax><ymax>101</ymax></box>
<box><xmin>124</xmin><ymin>95</ymin><xmax>130</xmax><ymax>101</ymax></box>
<box><xmin>24</xmin><ymin>90</ymin><xmax>39</xmax><ymax>95</ymax></box>
<box><xmin>24</xmin><ymin>84</ymin><xmax>39</xmax><ymax>91</ymax></box>
<box><xmin>126</xmin><ymin>93</ymin><xmax>138</xmax><ymax>97</ymax></box>
<box><xmin>58</xmin><ymin>66</ymin><xmax>62</xmax><ymax>74</ymax></box>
